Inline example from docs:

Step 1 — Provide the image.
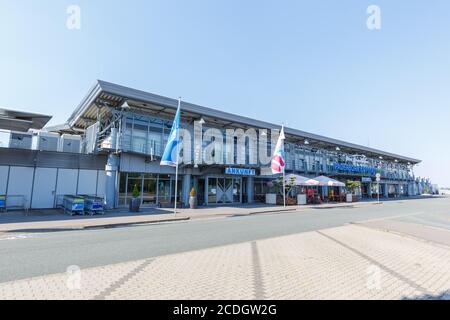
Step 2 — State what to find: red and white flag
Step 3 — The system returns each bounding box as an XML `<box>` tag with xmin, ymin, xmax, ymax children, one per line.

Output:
<box><xmin>271</xmin><ymin>126</ymin><xmax>285</xmax><ymax>174</ymax></box>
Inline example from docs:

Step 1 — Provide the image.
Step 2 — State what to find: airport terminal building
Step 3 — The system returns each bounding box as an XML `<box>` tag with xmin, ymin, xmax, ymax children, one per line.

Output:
<box><xmin>0</xmin><ymin>80</ymin><xmax>425</xmax><ymax>210</ymax></box>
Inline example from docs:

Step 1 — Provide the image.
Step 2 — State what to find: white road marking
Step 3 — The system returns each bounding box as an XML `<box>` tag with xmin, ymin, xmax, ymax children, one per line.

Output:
<box><xmin>0</xmin><ymin>234</ymin><xmax>33</xmax><ymax>241</ymax></box>
<box><xmin>397</xmin><ymin>214</ymin><xmax>450</xmax><ymax>231</ymax></box>
<box><xmin>357</xmin><ymin>211</ymin><xmax>425</xmax><ymax>223</ymax></box>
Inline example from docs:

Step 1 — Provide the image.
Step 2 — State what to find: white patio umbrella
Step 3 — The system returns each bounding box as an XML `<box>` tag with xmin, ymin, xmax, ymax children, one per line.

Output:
<box><xmin>284</xmin><ymin>174</ymin><xmax>311</xmax><ymax>186</ymax></box>
<box><xmin>306</xmin><ymin>175</ymin><xmax>345</xmax><ymax>187</ymax></box>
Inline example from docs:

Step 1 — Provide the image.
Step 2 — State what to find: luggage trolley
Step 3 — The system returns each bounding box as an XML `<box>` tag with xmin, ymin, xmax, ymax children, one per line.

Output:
<box><xmin>0</xmin><ymin>195</ymin><xmax>5</xmax><ymax>213</ymax></box>
<box><xmin>81</xmin><ymin>195</ymin><xmax>104</xmax><ymax>216</ymax></box>
<box><xmin>63</xmin><ymin>195</ymin><xmax>85</xmax><ymax>216</ymax></box>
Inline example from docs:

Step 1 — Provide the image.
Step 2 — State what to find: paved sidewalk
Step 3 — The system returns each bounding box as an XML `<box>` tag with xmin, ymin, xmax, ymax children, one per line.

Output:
<box><xmin>1</xmin><ymin>224</ymin><xmax>449</xmax><ymax>300</ymax></box>
<box><xmin>0</xmin><ymin>196</ymin><xmax>439</xmax><ymax>234</ymax></box>
<box><xmin>0</xmin><ymin>201</ymin><xmax>376</xmax><ymax>233</ymax></box>
<box><xmin>356</xmin><ymin>219</ymin><xmax>450</xmax><ymax>247</ymax></box>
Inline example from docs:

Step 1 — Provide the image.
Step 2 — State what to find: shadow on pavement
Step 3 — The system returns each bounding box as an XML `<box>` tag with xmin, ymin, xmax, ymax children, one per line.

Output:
<box><xmin>402</xmin><ymin>290</ymin><xmax>450</xmax><ymax>300</ymax></box>
<box><xmin>0</xmin><ymin>207</ymin><xmax>174</xmax><ymax>225</ymax></box>
<box><xmin>3</xmin><ymin>228</ymin><xmax>84</xmax><ymax>233</ymax></box>
<box><xmin>312</xmin><ymin>205</ymin><xmax>355</xmax><ymax>210</ymax></box>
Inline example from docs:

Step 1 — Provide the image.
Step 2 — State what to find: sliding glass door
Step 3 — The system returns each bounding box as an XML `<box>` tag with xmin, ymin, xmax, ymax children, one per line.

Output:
<box><xmin>208</xmin><ymin>177</ymin><xmax>242</xmax><ymax>204</ymax></box>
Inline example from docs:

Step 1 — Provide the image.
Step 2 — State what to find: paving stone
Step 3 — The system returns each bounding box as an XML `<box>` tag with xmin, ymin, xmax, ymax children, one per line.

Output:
<box><xmin>0</xmin><ymin>224</ymin><xmax>449</xmax><ymax>300</ymax></box>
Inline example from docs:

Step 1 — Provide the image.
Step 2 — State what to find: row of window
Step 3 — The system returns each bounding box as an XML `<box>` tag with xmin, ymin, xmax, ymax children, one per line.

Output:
<box><xmin>112</xmin><ymin>114</ymin><xmax>412</xmax><ymax>180</ymax></box>
<box><xmin>118</xmin><ymin>172</ymin><xmax>181</xmax><ymax>206</ymax></box>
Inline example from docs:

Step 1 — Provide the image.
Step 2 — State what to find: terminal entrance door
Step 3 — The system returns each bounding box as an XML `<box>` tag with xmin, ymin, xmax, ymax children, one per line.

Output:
<box><xmin>208</xmin><ymin>177</ymin><xmax>242</xmax><ymax>204</ymax></box>
<box><xmin>217</xmin><ymin>178</ymin><xmax>233</xmax><ymax>204</ymax></box>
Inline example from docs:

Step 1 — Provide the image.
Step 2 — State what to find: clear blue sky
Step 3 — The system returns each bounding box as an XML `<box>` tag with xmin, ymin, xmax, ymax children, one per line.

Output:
<box><xmin>1</xmin><ymin>0</ymin><xmax>449</xmax><ymax>186</ymax></box>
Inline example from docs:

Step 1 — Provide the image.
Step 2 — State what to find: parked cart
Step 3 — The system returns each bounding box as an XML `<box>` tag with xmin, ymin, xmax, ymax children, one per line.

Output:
<box><xmin>0</xmin><ymin>195</ymin><xmax>5</xmax><ymax>213</ymax></box>
<box><xmin>63</xmin><ymin>195</ymin><xmax>85</xmax><ymax>216</ymax></box>
<box><xmin>81</xmin><ymin>195</ymin><xmax>104</xmax><ymax>216</ymax></box>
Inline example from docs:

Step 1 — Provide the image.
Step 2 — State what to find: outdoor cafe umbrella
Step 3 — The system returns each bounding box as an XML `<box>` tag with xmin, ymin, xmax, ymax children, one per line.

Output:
<box><xmin>284</xmin><ymin>174</ymin><xmax>312</xmax><ymax>186</ymax></box>
<box><xmin>306</xmin><ymin>175</ymin><xmax>345</xmax><ymax>187</ymax></box>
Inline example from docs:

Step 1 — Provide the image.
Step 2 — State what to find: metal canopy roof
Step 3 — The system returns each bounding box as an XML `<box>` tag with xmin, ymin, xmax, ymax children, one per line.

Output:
<box><xmin>64</xmin><ymin>80</ymin><xmax>421</xmax><ymax>165</ymax></box>
<box><xmin>0</xmin><ymin>108</ymin><xmax>52</xmax><ymax>131</ymax></box>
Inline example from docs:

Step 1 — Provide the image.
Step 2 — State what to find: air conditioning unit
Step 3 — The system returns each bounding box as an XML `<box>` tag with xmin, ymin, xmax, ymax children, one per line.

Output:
<box><xmin>9</xmin><ymin>131</ymin><xmax>33</xmax><ymax>150</ymax></box>
<box><xmin>0</xmin><ymin>129</ymin><xmax>11</xmax><ymax>148</ymax></box>
<box><xmin>31</xmin><ymin>131</ymin><xmax>60</xmax><ymax>152</ymax></box>
<box><xmin>59</xmin><ymin>134</ymin><xmax>82</xmax><ymax>153</ymax></box>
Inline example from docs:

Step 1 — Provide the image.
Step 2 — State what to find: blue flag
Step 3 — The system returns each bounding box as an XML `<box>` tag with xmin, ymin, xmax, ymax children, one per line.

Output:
<box><xmin>160</xmin><ymin>100</ymin><xmax>181</xmax><ymax>167</ymax></box>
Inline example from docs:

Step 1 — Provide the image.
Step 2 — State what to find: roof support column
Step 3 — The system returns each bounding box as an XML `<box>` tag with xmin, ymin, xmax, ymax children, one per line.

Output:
<box><xmin>182</xmin><ymin>174</ymin><xmax>191</xmax><ymax>208</ymax></box>
<box><xmin>246</xmin><ymin>176</ymin><xmax>254</xmax><ymax>204</ymax></box>
<box><xmin>105</xmin><ymin>153</ymin><xmax>119</xmax><ymax>209</ymax></box>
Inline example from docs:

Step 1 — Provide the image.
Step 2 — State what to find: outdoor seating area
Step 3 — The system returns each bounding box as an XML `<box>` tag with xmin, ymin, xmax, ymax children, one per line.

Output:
<box><xmin>266</xmin><ymin>174</ymin><xmax>352</xmax><ymax>206</ymax></box>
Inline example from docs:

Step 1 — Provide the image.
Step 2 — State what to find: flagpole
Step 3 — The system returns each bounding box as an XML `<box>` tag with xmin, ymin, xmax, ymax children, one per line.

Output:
<box><xmin>271</xmin><ymin>124</ymin><xmax>286</xmax><ymax>207</ymax></box>
<box><xmin>283</xmin><ymin>164</ymin><xmax>286</xmax><ymax>207</ymax></box>
<box><xmin>173</xmin><ymin>97</ymin><xmax>181</xmax><ymax>215</ymax></box>
<box><xmin>282</xmin><ymin>125</ymin><xmax>286</xmax><ymax>207</ymax></box>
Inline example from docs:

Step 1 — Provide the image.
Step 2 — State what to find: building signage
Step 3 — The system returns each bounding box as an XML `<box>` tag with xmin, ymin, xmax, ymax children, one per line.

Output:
<box><xmin>225</xmin><ymin>167</ymin><xmax>256</xmax><ymax>176</ymax></box>
<box><xmin>361</xmin><ymin>177</ymin><xmax>372</xmax><ymax>183</ymax></box>
<box><xmin>333</xmin><ymin>163</ymin><xmax>377</xmax><ymax>175</ymax></box>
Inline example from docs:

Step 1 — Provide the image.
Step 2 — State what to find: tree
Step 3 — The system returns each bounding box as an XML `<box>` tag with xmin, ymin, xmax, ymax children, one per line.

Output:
<box><xmin>132</xmin><ymin>184</ymin><xmax>140</xmax><ymax>198</ymax></box>
<box><xmin>346</xmin><ymin>180</ymin><xmax>361</xmax><ymax>194</ymax></box>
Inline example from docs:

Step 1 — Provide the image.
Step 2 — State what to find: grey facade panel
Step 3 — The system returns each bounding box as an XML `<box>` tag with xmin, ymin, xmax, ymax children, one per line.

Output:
<box><xmin>120</xmin><ymin>153</ymin><xmax>175</xmax><ymax>174</ymax></box>
<box><xmin>0</xmin><ymin>148</ymin><xmax>106</xmax><ymax>170</ymax></box>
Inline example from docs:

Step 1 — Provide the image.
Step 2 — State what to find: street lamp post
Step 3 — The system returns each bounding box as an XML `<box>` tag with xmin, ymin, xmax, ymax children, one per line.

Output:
<box><xmin>376</xmin><ymin>172</ymin><xmax>381</xmax><ymax>204</ymax></box>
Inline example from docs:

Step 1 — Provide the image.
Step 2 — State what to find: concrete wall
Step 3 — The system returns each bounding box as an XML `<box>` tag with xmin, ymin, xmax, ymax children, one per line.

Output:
<box><xmin>0</xmin><ymin>148</ymin><xmax>108</xmax><ymax>209</ymax></box>
<box><xmin>0</xmin><ymin>165</ymin><xmax>106</xmax><ymax>209</ymax></box>
<box><xmin>7</xmin><ymin>166</ymin><xmax>34</xmax><ymax>208</ymax></box>
<box><xmin>77</xmin><ymin>169</ymin><xmax>98</xmax><ymax>195</ymax></box>
<box><xmin>0</xmin><ymin>165</ymin><xmax>8</xmax><ymax>194</ymax></box>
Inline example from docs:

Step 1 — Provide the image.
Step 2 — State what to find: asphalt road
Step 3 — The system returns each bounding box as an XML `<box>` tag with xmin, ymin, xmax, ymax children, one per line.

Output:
<box><xmin>0</xmin><ymin>197</ymin><xmax>449</xmax><ymax>283</ymax></box>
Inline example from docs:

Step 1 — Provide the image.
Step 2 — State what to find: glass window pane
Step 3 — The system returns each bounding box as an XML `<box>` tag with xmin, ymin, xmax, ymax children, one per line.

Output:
<box><xmin>118</xmin><ymin>172</ymin><xmax>127</xmax><ymax>206</ymax></box>
<box><xmin>208</xmin><ymin>178</ymin><xmax>217</xmax><ymax>203</ymax></box>
<box><xmin>132</xmin><ymin>127</ymin><xmax>147</xmax><ymax>154</ymax></box>
<box><xmin>142</xmin><ymin>179</ymin><xmax>157</xmax><ymax>205</ymax></box>
<box><xmin>158</xmin><ymin>177</ymin><xmax>171</xmax><ymax>204</ymax></box>
<box><xmin>128</xmin><ymin>173</ymin><xmax>142</xmax><ymax>179</ymax></box>
<box><xmin>171</xmin><ymin>177</ymin><xmax>182</xmax><ymax>204</ymax></box>
<box><xmin>233</xmin><ymin>178</ymin><xmax>241</xmax><ymax>202</ymax></box>
<box><xmin>143</xmin><ymin>173</ymin><xmax>156</xmax><ymax>179</ymax></box>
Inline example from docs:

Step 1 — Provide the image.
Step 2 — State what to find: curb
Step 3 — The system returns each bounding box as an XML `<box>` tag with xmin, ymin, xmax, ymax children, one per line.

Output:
<box><xmin>0</xmin><ymin>216</ymin><xmax>191</xmax><ymax>233</ymax></box>
<box><xmin>82</xmin><ymin>216</ymin><xmax>191</xmax><ymax>230</ymax></box>
<box><xmin>249</xmin><ymin>208</ymin><xmax>299</xmax><ymax>215</ymax></box>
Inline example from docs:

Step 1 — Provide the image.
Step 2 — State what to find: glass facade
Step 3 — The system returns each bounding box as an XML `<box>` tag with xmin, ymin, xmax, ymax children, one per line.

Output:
<box><xmin>113</xmin><ymin>113</ymin><xmax>413</xmax><ymax>182</ymax></box>
<box><xmin>109</xmin><ymin>109</ymin><xmax>416</xmax><ymax>207</ymax></box>
<box><xmin>120</xmin><ymin>114</ymin><xmax>169</xmax><ymax>157</ymax></box>
<box><xmin>118</xmin><ymin>172</ymin><xmax>181</xmax><ymax>207</ymax></box>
